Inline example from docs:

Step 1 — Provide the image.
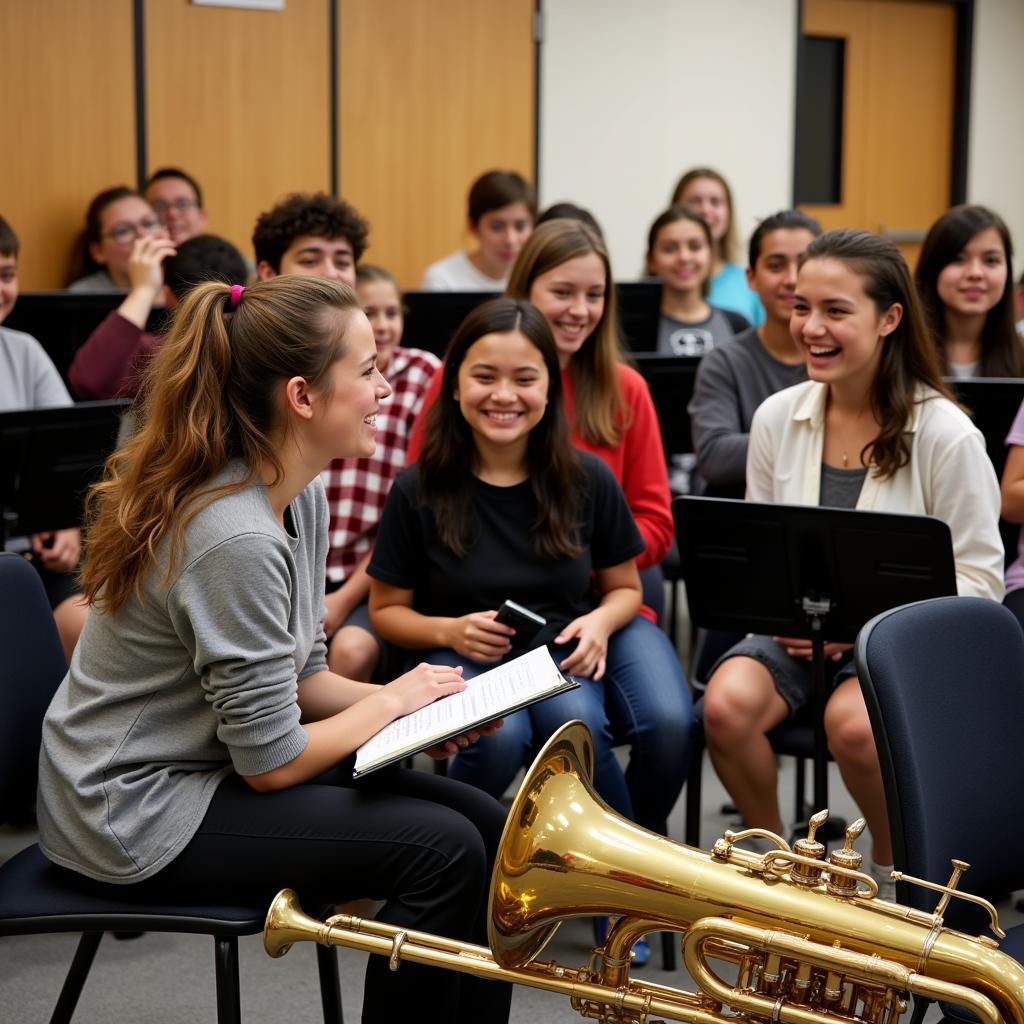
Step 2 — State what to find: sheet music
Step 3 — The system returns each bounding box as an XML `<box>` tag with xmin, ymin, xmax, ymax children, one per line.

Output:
<box><xmin>354</xmin><ymin>646</ymin><xmax>570</xmax><ymax>774</ymax></box>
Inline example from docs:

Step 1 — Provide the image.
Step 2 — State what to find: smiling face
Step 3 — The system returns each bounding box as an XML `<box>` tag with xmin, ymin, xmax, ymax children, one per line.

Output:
<box><xmin>790</xmin><ymin>257</ymin><xmax>902</xmax><ymax>396</ymax></box>
<box><xmin>527</xmin><ymin>252</ymin><xmax>606</xmax><ymax>367</ymax></box>
<box><xmin>0</xmin><ymin>252</ymin><xmax>17</xmax><ymax>325</ymax></box>
<box><xmin>678</xmin><ymin>176</ymin><xmax>729</xmax><ymax>243</ymax></box>
<box><xmin>261</xmin><ymin>234</ymin><xmax>356</xmax><ymax>285</ymax></box>
<box><xmin>935</xmin><ymin>226</ymin><xmax>1008</xmax><ymax>321</ymax></box>
<box><xmin>357</xmin><ymin>277</ymin><xmax>403</xmax><ymax>374</ymax></box>
<box><xmin>454</xmin><ymin>330</ymin><xmax>549</xmax><ymax>457</ymax></box>
<box><xmin>308</xmin><ymin>310</ymin><xmax>392</xmax><ymax>461</ymax></box>
<box><xmin>648</xmin><ymin>217</ymin><xmax>712</xmax><ymax>294</ymax></box>
<box><xmin>145</xmin><ymin>176</ymin><xmax>207</xmax><ymax>244</ymax></box>
<box><xmin>89</xmin><ymin>196</ymin><xmax>165</xmax><ymax>285</ymax></box>
<box><xmin>748</xmin><ymin>227</ymin><xmax>818</xmax><ymax>325</ymax></box>
<box><xmin>471</xmin><ymin>201</ymin><xmax>533</xmax><ymax>280</ymax></box>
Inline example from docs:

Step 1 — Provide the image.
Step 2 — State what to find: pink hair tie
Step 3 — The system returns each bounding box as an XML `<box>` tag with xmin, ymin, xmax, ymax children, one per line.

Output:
<box><xmin>229</xmin><ymin>284</ymin><xmax>245</xmax><ymax>308</ymax></box>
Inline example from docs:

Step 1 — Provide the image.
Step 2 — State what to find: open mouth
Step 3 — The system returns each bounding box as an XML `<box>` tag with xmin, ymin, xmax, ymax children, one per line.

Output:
<box><xmin>363</xmin><ymin>414</ymin><xmax>377</xmax><ymax>427</ymax></box>
<box><xmin>806</xmin><ymin>344</ymin><xmax>841</xmax><ymax>360</ymax></box>
<box><xmin>483</xmin><ymin>410</ymin><xmax>522</xmax><ymax>422</ymax></box>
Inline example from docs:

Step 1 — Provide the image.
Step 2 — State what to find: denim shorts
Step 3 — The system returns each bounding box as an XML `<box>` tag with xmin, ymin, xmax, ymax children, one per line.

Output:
<box><xmin>710</xmin><ymin>634</ymin><xmax>856</xmax><ymax>713</ymax></box>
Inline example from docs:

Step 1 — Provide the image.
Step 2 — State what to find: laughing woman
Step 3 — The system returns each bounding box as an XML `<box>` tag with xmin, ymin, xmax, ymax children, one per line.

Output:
<box><xmin>701</xmin><ymin>230</ymin><xmax>1003</xmax><ymax>900</ymax></box>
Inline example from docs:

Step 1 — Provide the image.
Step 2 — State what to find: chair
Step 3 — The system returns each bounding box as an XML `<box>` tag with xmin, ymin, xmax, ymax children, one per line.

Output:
<box><xmin>855</xmin><ymin>596</ymin><xmax>1024</xmax><ymax>1023</ymax></box>
<box><xmin>0</xmin><ymin>553</ymin><xmax>343</xmax><ymax>1024</ymax></box>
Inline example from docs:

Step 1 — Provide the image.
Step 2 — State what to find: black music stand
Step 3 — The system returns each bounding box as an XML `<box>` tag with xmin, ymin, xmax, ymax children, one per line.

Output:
<box><xmin>674</xmin><ymin>496</ymin><xmax>956</xmax><ymax>837</ymax></box>
<box><xmin>0</xmin><ymin>401</ymin><xmax>127</xmax><ymax>546</ymax></box>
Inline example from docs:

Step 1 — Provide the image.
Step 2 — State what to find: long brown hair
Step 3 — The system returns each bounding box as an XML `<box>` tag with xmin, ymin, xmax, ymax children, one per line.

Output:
<box><xmin>82</xmin><ymin>275</ymin><xmax>360</xmax><ymax>612</ymax></box>
<box><xmin>419</xmin><ymin>297</ymin><xmax>583</xmax><ymax>560</ymax></box>
<box><xmin>671</xmin><ymin>167</ymin><xmax>739</xmax><ymax>266</ymax></box>
<box><xmin>801</xmin><ymin>230</ymin><xmax>955</xmax><ymax>480</ymax></box>
<box><xmin>506</xmin><ymin>218</ymin><xmax>627</xmax><ymax>447</ymax></box>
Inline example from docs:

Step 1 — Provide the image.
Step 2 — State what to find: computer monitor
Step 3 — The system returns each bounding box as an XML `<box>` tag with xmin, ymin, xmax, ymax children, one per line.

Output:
<box><xmin>630</xmin><ymin>352</ymin><xmax>701</xmax><ymax>459</ymax></box>
<box><xmin>400</xmin><ymin>291</ymin><xmax>499</xmax><ymax>358</ymax></box>
<box><xmin>615</xmin><ymin>281</ymin><xmax>661</xmax><ymax>352</ymax></box>
<box><xmin>0</xmin><ymin>400</ymin><xmax>127</xmax><ymax>542</ymax></box>
<box><xmin>4</xmin><ymin>293</ymin><xmax>169</xmax><ymax>390</ymax></box>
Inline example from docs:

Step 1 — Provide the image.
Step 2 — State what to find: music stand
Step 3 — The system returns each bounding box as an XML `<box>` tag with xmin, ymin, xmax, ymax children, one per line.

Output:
<box><xmin>674</xmin><ymin>496</ymin><xmax>956</xmax><ymax>836</ymax></box>
<box><xmin>0</xmin><ymin>401</ymin><xmax>127</xmax><ymax>547</ymax></box>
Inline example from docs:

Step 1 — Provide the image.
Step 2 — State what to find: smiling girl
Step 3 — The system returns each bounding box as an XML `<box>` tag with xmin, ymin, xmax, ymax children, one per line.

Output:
<box><xmin>37</xmin><ymin>275</ymin><xmax>510</xmax><ymax>1023</ymax></box>
<box><xmin>647</xmin><ymin>205</ymin><xmax>750</xmax><ymax>355</ymax></box>
<box><xmin>915</xmin><ymin>204</ymin><xmax>1022</xmax><ymax>378</ymax></box>
<box><xmin>701</xmin><ymin>229</ymin><xmax>1003</xmax><ymax>897</ymax></box>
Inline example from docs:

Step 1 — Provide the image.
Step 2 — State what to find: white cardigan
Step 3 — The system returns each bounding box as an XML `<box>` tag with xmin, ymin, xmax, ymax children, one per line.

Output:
<box><xmin>746</xmin><ymin>380</ymin><xmax>1005</xmax><ymax>602</ymax></box>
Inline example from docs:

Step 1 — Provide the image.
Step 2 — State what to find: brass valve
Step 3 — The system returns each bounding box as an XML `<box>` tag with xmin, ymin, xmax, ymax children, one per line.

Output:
<box><xmin>790</xmin><ymin>810</ymin><xmax>829</xmax><ymax>886</ymax></box>
<box><xmin>827</xmin><ymin>818</ymin><xmax>867</xmax><ymax>897</ymax></box>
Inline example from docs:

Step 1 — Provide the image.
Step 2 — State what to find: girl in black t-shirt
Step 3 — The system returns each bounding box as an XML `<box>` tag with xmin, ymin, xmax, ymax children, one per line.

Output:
<box><xmin>368</xmin><ymin>297</ymin><xmax>647</xmax><ymax>821</ymax></box>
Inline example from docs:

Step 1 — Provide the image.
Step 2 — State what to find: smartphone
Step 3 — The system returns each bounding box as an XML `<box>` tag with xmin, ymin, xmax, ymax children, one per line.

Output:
<box><xmin>495</xmin><ymin>599</ymin><xmax>546</xmax><ymax>647</ymax></box>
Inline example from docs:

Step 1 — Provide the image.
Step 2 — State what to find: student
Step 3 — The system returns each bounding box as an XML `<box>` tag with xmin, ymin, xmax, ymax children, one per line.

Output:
<box><xmin>70</xmin><ymin>233</ymin><xmax>247</xmax><ymax>400</ymax></box>
<box><xmin>323</xmin><ymin>265</ymin><xmax>441</xmax><ymax>680</ymax></box>
<box><xmin>672</xmin><ymin>167</ymin><xmax>764</xmax><ymax>326</ymax></box>
<box><xmin>701</xmin><ymin>229</ymin><xmax>1003</xmax><ymax>901</ymax></box>
<box><xmin>0</xmin><ymin>215</ymin><xmax>88</xmax><ymax>658</ymax></box>
<box><xmin>421</xmin><ymin>171</ymin><xmax>535</xmax><ymax>291</ymax></box>
<box><xmin>688</xmin><ymin>209</ymin><xmax>821</xmax><ymax>495</ymax></box>
<box><xmin>408</xmin><ymin>222</ymin><xmax>693</xmax><ymax>834</ymax></box>
<box><xmin>144</xmin><ymin>167</ymin><xmax>208</xmax><ymax>245</ymax></box>
<box><xmin>646</xmin><ymin>205</ymin><xmax>749</xmax><ymax>356</ymax></box>
<box><xmin>915</xmin><ymin>204</ymin><xmax>1022</xmax><ymax>378</ymax></box>
<box><xmin>36</xmin><ymin>275</ymin><xmax>510</xmax><ymax>1024</ymax></box>
<box><xmin>66</xmin><ymin>187</ymin><xmax>165</xmax><ymax>291</ymax></box>
<box><xmin>254</xmin><ymin>191</ymin><xmax>368</xmax><ymax>285</ymax></box>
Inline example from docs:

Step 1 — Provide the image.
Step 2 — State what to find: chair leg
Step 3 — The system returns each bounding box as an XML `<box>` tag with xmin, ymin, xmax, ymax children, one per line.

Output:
<box><xmin>659</xmin><ymin>929</ymin><xmax>677</xmax><ymax>972</ymax></box>
<box><xmin>316</xmin><ymin>942</ymin><xmax>344</xmax><ymax>1023</ymax></box>
<box><xmin>50</xmin><ymin>931</ymin><xmax>103</xmax><ymax>1024</ymax></box>
<box><xmin>684</xmin><ymin>742</ymin><xmax>705</xmax><ymax>849</ymax></box>
<box><xmin>213</xmin><ymin>935</ymin><xmax>242</xmax><ymax>1024</ymax></box>
<box><xmin>794</xmin><ymin>757</ymin><xmax>807</xmax><ymax>824</ymax></box>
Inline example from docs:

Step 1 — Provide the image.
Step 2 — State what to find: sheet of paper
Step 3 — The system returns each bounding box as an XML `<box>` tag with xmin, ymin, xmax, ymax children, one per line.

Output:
<box><xmin>355</xmin><ymin>646</ymin><xmax>566</xmax><ymax>772</ymax></box>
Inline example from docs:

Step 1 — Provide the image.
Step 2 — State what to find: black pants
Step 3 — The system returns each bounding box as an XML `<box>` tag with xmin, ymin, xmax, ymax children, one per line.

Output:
<box><xmin>1004</xmin><ymin>588</ymin><xmax>1024</xmax><ymax>637</ymax></box>
<box><xmin>136</xmin><ymin>763</ymin><xmax>512</xmax><ymax>1024</ymax></box>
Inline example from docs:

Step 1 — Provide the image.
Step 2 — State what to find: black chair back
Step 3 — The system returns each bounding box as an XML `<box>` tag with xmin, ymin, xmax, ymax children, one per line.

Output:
<box><xmin>856</xmin><ymin>596</ymin><xmax>1024</xmax><ymax>932</ymax></box>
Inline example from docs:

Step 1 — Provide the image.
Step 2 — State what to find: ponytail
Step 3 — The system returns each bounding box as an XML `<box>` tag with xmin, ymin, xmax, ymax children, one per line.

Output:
<box><xmin>81</xmin><ymin>275</ymin><xmax>359</xmax><ymax>612</ymax></box>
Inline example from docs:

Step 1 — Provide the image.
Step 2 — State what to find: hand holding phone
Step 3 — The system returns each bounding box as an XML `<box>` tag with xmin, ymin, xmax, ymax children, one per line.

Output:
<box><xmin>494</xmin><ymin>599</ymin><xmax>546</xmax><ymax>647</ymax></box>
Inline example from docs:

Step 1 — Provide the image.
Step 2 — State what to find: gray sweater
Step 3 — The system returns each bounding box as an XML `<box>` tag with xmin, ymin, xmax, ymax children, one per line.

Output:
<box><xmin>687</xmin><ymin>326</ymin><xmax>806</xmax><ymax>489</ymax></box>
<box><xmin>37</xmin><ymin>466</ymin><xmax>329</xmax><ymax>883</ymax></box>
<box><xmin>0</xmin><ymin>326</ymin><xmax>71</xmax><ymax>411</ymax></box>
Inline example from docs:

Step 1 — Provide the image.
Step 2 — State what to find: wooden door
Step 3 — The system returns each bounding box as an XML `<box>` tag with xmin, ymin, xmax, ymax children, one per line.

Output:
<box><xmin>338</xmin><ymin>0</ymin><xmax>536</xmax><ymax>288</ymax></box>
<box><xmin>799</xmin><ymin>0</ymin><xmax>957</xmax><ymax>267</ymax></box>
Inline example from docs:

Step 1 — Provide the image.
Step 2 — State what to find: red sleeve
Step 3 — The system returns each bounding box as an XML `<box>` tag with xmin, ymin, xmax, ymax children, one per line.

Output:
<box><xmin>404</xmin><ymin>363</ymin><xmax>444</xmax><ymax>464</ymax></box>
<box><xmin>69</xmin><ymin>311</ymin><xmax>160</xmax><ymax>400</ymax></box>
<box><xmin>618</xmin><ymin>366</ymin><xmax>674</xmax><ymax>567</ymax></box>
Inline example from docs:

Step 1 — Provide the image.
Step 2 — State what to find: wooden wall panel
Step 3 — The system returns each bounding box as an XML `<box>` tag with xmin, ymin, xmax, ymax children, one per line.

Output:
<box><xmin>338</xmin><ymin>0</ymin><xmax>535</xmax><ymax>288</ymax></box>
<box><xmin>145</xmin><ymin>0</ymin><xmax>332</xmax><ymax>266</ymax></box>
<box><xmin>0</xmin><ymin>0</ymin><xmax>136</xmax><ymax>290</ymax></box>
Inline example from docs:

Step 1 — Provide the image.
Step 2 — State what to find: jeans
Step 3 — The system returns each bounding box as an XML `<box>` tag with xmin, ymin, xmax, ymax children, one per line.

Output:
<box><xmin>604</xmin><ymin>615</ymin><xmax>696</xmax><ymax>833</ymax></box>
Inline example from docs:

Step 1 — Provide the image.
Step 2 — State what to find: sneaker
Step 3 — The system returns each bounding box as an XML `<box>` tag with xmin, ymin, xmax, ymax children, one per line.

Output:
<box><xmin>631</xmin><ymin>935</ymin><xmax>650</xmax><ymax>968</ymax></box>
<box><xmin>870</xmin><ymin>860</ymin><xmax>897</xmax><ymax>903</ymax></box>
<box><xmin>591</xmin><ymin>917</ymin><xmax>649</xmax><ymax>967</ymax></box>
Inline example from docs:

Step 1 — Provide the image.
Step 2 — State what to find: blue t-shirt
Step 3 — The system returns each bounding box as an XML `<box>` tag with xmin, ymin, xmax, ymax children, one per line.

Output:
<box><xmin>708</xmin><ymin>262</ymin><xmax>764</xmax><ymax>327</ymax></box>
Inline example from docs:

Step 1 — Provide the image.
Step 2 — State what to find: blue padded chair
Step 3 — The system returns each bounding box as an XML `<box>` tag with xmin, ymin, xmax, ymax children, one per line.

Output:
<box><xmin>0</xmin><ymin>553</ymin><xmax>343</xmax><ymax>1024</ymax></box>
<box><xmin>855</xmin><ymin>596</ymin><xmax>1024</xmax><ymax>1024</ymax></box>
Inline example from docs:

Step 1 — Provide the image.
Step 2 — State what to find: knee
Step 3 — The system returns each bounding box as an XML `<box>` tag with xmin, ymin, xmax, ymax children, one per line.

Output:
<box><xmin>328</xmin><ymin>627</ymin><xmax>379</xmax><ymax>681</ymax></box>
<box><xmin>825</xmin><ymin>699</ymin><xmax>878</xmax><ymax>767</ymax></box>
<box><xmin>703</xmin><ymin>665</ymin><xmax>770</xmax><ymax>747</ymax></box>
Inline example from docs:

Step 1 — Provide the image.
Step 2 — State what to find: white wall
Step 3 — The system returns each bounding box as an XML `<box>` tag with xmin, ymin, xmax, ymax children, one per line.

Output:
<box><xmin>539</xmin><ymin>0</ymin><xmax>1024</xmax><ymax>280</ymax></box>
<box><xmin>538</xmin><ymin>0</ymin><xmax>798</xmax><ymax>279</ymax></box>
<box><xmin>968</xmin><ymin>0</ymin><xmax>1024</xmax><ymax>260</ymax></box>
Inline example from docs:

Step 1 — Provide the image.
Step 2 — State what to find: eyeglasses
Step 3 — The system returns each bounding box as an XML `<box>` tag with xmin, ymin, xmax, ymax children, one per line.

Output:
<box><xmin>150</xmin><ymin>197</ymin><xmax>199</xmax><ymax>216</ymax></box>
<box><xmin>103</xmin><ymin>217</ymin><xmax>163</xmax><ymax>244</ymax></box>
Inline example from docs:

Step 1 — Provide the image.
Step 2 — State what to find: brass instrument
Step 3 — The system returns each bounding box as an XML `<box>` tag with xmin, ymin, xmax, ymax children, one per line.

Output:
<box><xmin>265</xmin><ymin>721</ymin><xmax>1024</xmax><ymax>1024</ymax></box>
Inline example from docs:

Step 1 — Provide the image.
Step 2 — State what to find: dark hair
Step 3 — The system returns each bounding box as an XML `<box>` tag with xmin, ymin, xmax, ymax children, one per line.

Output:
<box><xmin>252</xmin><ymin>192</ymin><xmax>369</xmax><ymax>272</ymax></box>
<box><xmin>748</xmin><ymin>209</ymin><xmax>822</xmax><ymax>268</ymax></box>
<box><xmin>468</xmin><ymin>171</ymin><xmax>536</xmax><ymax>225</ymax></box>
<box><xmin>64</xmin><ymin>185</ymin><xmax>138</xmax><ymax>285</ymax></box>
<box><xmin>506</xmin><ymin>218</ymin><xmax>627</xmax><ymax>447</ymax></box>
<box><xmin>419</xmin><ymin>297</ymin><xmax>582</xmax><ymax>560</ymax></box>
<box><xmin>144</xmin><ymin>167</ymin><xmax>204</xmax><ymax>209</ymax></box>
<box><xmin>164</xmin><ymin>234</ymin><xmax>247</xmax><ymax>298</ymax></box>
<box><xmin>82</xmin><ymin>275</ymin><xmax>359</xmax><ymax>612</ymax></box>
<box><xmin>915</xmin><ymin>204</ymin><xmax>1021</xmax><ymax>377</ymax></box>
<box><xmin>536</xmin><ymin>202</ymin><xmax>604</xmax><ymax>239</ymax></box>
<box><xmin>671</xmin><ymin>167</ymin><xmax>738</xmax><ymax>265</ymax></box>
<box><xmin>801</xmin><ymin>229</ymin><xmax>954</xmax><ymax>479</ymax></box>
<box><xmin>0</xmin><ymin>215</ymin><xmax>18</xmax><ymax>257</ymax></box>
<box><xmin>646</xmin><ymin>205</ymin><xmax>714</xmax><ymax>297</ymax></box>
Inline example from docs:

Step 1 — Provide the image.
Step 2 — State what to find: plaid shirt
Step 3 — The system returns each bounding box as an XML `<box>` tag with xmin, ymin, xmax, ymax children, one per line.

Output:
<box><xmin>321</xmin><ymin>346</ymin><xmax>441</xmax><ymax>582</ymax></box>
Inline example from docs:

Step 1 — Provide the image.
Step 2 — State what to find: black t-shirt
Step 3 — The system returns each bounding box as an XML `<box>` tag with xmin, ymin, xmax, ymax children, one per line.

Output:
<box><xmin>368</xmin><ymin>452</ymin><xmax>644</xmax><ymax>647</ymax></box>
